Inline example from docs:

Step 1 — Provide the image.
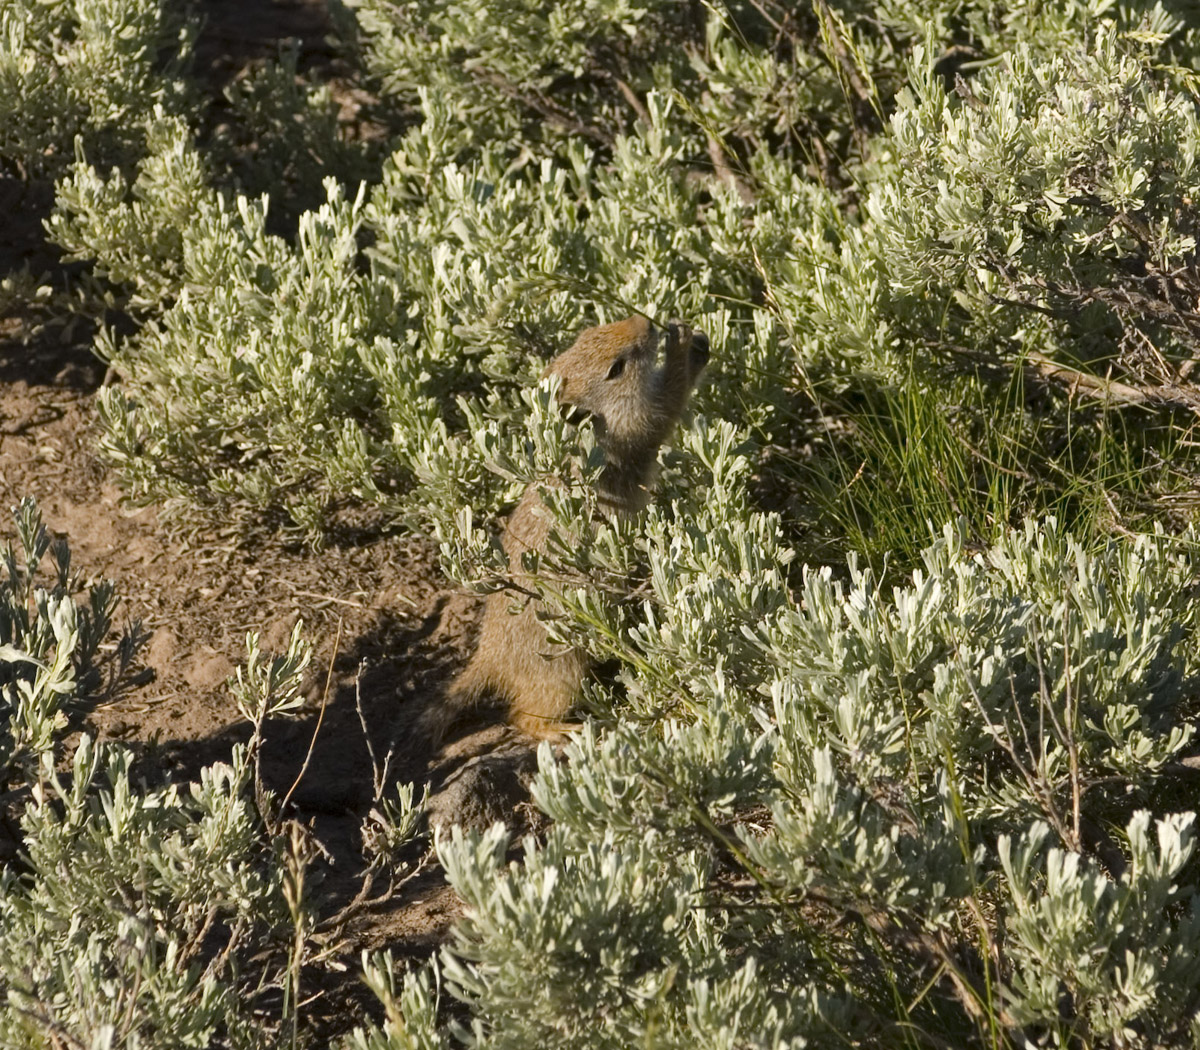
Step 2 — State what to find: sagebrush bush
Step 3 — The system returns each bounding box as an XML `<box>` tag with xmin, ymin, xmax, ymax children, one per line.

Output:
<box><xmin>0</xmin><ymin>506</ymin><xmax>421</xmax><ymax>1048</ymax></box>
<box><xmin>0</xmin><ymin>739</ymin><xmax>292</xmax><ymax>1049</ymax></box>
<box><xmin>0</xmin><ymin>0</ymin><xmax>192</xmax><ymax>178</ymax></box>
<box><xmin>358</xmin><ymin>517</ymin><xmax>1200</xmax><ymax>1049</ymax></box>
<box><xmin>0</xmin><ymin>498</ymin><xmax>130</xmax><ymax>787</ymax></box>
<box><xmin>0</xmin><ymin>499</ymin><xmax>305</xmax><ymax>1047</ymax></box>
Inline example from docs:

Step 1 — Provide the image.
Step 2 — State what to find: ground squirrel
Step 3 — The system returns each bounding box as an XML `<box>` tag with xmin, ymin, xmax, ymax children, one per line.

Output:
<box><xmin>446</xmin><ymin>315</ymin><xmax>710</xmax><ymax>741</ymax></box>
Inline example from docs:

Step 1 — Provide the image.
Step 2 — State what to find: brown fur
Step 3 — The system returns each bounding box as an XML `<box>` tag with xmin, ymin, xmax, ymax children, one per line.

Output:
<box><xmin>442</xmin><ymin>315</ymin><xmax>710</xmax><ymax>741</ymax></box>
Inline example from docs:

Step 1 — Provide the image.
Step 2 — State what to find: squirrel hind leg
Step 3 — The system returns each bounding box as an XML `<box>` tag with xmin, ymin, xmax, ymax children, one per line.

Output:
<box><xmin>505</xmin><ymin>653</ymin><xmax>587</xmax><ymax>742</ymax></box>
<box><xmin>508</xmin><ymin>708</ymin><xmax>581</xmax><ymax>743</ymax></box>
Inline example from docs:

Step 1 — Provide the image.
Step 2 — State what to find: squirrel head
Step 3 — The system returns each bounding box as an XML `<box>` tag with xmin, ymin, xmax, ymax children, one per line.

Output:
<box><xmin>544</xmin><ymin>316</ymin><xmax>709</xmax><ymax>460</ymax></box>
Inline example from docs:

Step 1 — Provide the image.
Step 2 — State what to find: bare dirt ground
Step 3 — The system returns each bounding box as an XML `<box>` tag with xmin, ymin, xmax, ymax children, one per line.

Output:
<box><xmin>0</xmin><ymin>1</ymin><xmax>546</xmax><ymax>1039</ymax></box>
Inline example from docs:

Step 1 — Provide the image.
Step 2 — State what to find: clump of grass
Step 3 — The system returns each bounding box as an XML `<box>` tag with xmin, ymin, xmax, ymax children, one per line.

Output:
<box><xmin>804</xmin><ymin>358</ymin><xmax>1198</xmax><ymax>574</ymax></box>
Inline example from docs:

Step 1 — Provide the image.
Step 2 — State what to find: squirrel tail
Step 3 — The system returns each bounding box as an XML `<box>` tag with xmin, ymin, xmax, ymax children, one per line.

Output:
<box><xmin>419</xmin><ymin>661</ymin><xmax>485</xmax><ymax>750</ymax></box>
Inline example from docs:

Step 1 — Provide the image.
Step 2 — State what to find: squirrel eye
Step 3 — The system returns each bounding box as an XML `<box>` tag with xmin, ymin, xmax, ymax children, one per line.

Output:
<box><xmin>606</xmin><ymin>357</ymin><xmax>626</xmax><ymax>380</ymax></box>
